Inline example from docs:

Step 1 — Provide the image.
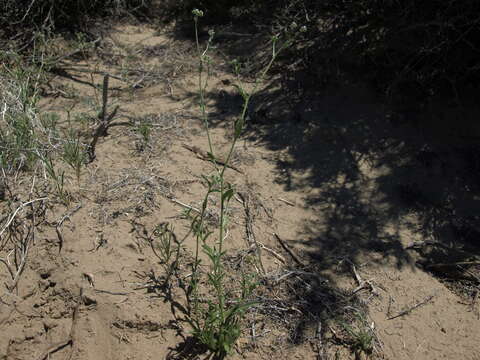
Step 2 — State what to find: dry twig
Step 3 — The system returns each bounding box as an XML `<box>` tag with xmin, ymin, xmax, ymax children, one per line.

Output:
<box><xmin>87</xmin><ymin>74</ymin><xmax>119</xmax><ymax>163</ymax></box>
<box><xmin>182</xmin><ymin>144</ymin><xmax>243</xmax><ymax>174</ymax></box>
<box><xmin>170</xmin><ymin>198</ymin><xmax>200</xmax><ymax>213</ymax></box>
<box><xmin>238</xmin><ymin>191</ymin><xmax>265</xmax><ymax>274</ymax></box>
<box><xmin>278</xmin><ymin>197</ymin><xmax>295</xmax><ymax>206</ymax></box>
<box><xmin>55</xmin><ymin>204</ymin><xmax>82</xmax><ymax>253</ymax></box>
<box><xmin>350</xmin><ymin>263</ymin><xmax>378</xmax><ymax>296</ymax></box>
<box><xmin>273</xmin><ymin>233</ymin><xmax>305</xmax><ymax>267</ymax></box>
<box><xmin>0</xmin><ymin>197</ymin><xmax>47</xmax><ymax>292</ymax></box>
<box><xmin>387</xmin><ymin>294</ymin><xmax>435</xmax><ymax>320</ymax></box>
<box><xmin>0</xmin><ymin>197</ymin><xmax>47</xmax><ymax>237</ymax></box>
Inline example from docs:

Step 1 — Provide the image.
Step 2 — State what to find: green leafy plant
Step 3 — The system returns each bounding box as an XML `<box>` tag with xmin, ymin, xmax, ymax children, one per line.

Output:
<box><xmin>0</xmin><ymin>63</ymin><xmax>43</xmax><ymax>172</ymax></box>
<box><xmin>183</xmin><ymin>9</ymin><xmax>305</xmax><ymax>358</ymax></box>
<box><xmin>62</xmin><ymin>129</ymin><xmax>86</xmax><ymax>183</ymax></box>
<box><xmin>38</xmin><ymin>152</ymin><xmax>68</xmax><ymax>204</ymax></box>
<box><xmin>136</xmin><ymin>120</ymin><xmax>153</xmax><ymax>146</ymax></box>
<box><xmin>342</xmin><ymin>313</ymin><xmax>374</xmax><ymax>359</ymax></box>
<box><xmin>150</xmin><ymin>222</ymin><xmax>182</xmax><ymax>283</ymax></box>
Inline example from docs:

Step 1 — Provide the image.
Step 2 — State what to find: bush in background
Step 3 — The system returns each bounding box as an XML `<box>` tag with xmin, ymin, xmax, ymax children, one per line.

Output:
<box><xmin>0</xmin><ymin>0</ymin><xmax>153</xmax><ymax>44</ymax></box>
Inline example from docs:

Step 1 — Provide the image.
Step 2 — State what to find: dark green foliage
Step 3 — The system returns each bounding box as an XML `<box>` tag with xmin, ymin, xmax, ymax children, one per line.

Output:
<box><xmin>160</xmin><ymin>0</ymin><xmax>257</xmax><ymax>23</ymax></box>
<box><xmin>166</xmin><ymin>0</ymin><xmax>480</xmax><ymax>104</ymax></box>
<box><xmin>3</xmin><ymin>0</ymin><xmax>479</xmax><ymax>103</ymax></box>
<box><xmin>0</xmin><ymin>0</ymin><xmax>153</xmax><ymax>37</ymax></box>
<box><xmin>315</xmin><ymin>0</ymin><xmax>480</xmax><ymax>103</ymax></box>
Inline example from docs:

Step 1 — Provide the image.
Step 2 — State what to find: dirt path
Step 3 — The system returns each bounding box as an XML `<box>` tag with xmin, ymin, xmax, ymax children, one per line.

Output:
<box><xmin>1</xmin><ymin>24</ymin><xmax>479</xmax><ymax>360</ymax></box>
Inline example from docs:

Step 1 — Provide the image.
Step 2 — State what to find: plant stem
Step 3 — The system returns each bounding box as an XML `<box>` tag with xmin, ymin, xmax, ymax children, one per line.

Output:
<box><xmin>194</xmin><ymin>18</ymin><xmax>216</xmax><ymax>161</ymax></box>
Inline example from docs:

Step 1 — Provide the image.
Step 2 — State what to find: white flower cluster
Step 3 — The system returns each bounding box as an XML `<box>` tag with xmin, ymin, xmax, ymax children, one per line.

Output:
<box><xmin>192</xmin><ymin>9</ymin><xmax>204</xmax><ymax>18</ymax></box>
<box><xmin>291</xmin><ymin>21</ymin><xmax>307</xmax><ymax>33</ymax></box>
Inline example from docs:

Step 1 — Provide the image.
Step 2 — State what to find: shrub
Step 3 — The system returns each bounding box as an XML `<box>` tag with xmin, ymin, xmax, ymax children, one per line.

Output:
<box><xmin>0</xmin><ymin>0</ymin><xmax>153</xmax><ymax>41</ymax></box>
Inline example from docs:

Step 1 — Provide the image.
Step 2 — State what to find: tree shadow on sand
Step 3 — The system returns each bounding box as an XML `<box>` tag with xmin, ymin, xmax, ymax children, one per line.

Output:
<box><xmin>161</xmin><ymin>13</ymin><xmax>480</xmax><ymax>354</ymax></box>
<box><xmin>168</xmin><ymin>56</ymin><xmax>480</xmax><ymax>354</ymax></box>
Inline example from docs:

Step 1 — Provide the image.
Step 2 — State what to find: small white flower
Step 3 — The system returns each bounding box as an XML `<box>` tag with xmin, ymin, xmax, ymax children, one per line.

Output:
<box><xmin>300</xmin><ymin>25</ymin><xmax>307</xmax><ymax>33</ymax></box>
<box><xmin>192</xmin><ymin>9</ymin><xmax>204</xmax><ymax>17</ymax></box>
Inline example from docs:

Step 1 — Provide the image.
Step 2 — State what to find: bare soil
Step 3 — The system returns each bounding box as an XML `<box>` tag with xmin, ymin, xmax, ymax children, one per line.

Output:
<box><xmin>1</xmin><ymin>23</ymin><xmax>479</xmax><ymax>360</ymax></box>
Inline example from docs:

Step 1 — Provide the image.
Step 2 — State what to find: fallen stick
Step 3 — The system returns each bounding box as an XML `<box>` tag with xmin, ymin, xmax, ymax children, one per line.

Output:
<box><xmin>273</xmin><ymin>233</ymin><xmax>305</xmax><ymax>267</ymax></box>
<box><xmin>182</xmin><ymin>144</ymin><xmax>243</xmax><ymax>174</ymax></box>
<box><xmin>268</xmin><ymin>270</ymin><xmax>327</xmax><ymax>283</ymax></box>
<box><xmin>278</xmin><ymin>197</ymin><xmax>295</xmax><ymax>206</ymax></box>
<box><xmin>94</xmin><ymin>289</ymin><xmax>131</xmax><ymax>296</ymax></box>
<box><xmin>238</xmin><ymin>191</ymin><xmax>265</xmax><ymax>274</ymax></box>
<box><xmin>257</xmin><ymin>243</ymin><xmax>286</xmax><ymax>264</ymax></box>
<box><xmin>55</xmin><ymin>204</ymin><xmax>82</xmax><ymax>253</ymax></box>
<box><xmin>170</xmin><ymin>198</ymin><xmax>200</xmax><ymax>213</ymax></box>
<box><xmin>56</xmin><ymin>204</ymin><xmax>83</xmax><ymax>228</ymax></box>
<box><xmin>426</xmin><ymin>261</ymin><xmax>480</xmax><ymax>269</ymax></box>
<box><xmin>350</xmin><ymin>263</ymin><xmax>378</xmax><ymax>295</ymax></box>
<box><xmin>0</xmin><ymin>197</ymin><xmax>48</xmax><ymax>237</ymax></box>
<box><xmin>87</xmin><ymin>75</ymin><xmax>119</xmax><ymax>163</ymax></box>
<box><xmin>387</xmin><ymin>294</ymin><xmax>434</xmax><ymax>320</ymax></box>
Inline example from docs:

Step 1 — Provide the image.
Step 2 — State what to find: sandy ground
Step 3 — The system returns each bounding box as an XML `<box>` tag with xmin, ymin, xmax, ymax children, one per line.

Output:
<box><xmin>1</xmin><ymin>24</ymin><xmax>479</xmax><ymax>360</ymax></box>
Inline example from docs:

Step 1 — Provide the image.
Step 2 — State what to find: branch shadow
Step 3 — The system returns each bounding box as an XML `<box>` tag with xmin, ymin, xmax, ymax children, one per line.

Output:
<box><xmin>159</xmin><ymin>5</ymin><xmax>480</xmax><ymax>351</ymax></box>
<box><xmin>183</xmin><ymin>69</ymin><xmax>480</xmax><ymax>349</ymax></box>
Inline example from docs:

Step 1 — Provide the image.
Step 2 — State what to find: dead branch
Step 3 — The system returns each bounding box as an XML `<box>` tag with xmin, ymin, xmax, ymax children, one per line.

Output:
<box><xmin>350</xmin><ymin>263</ymin><xmax>378</xmax><ymax>296</ymax></box>
<box><xmin>278</xmin><ymin>197</ymin><xmax>295</xmax><ymax>206</ymax></box>
<box><xmin>0</xmin><ymin>197</ymin><xmax>47</xmax><ymax>237</ymax></box>
<box><xmin>267</xmin><ymin>270</ymin><xmax>317</xmax><ymax>283</ymax></box>
<box><xmin>182</xmin><ymin>144</ymin><xmax>244</xmax><ymax>174</ymax></box>
<box><xmin>50</xmin><ymin>38</ymin><xmax>101</xmax><ymax>65</ymax></box>
<box><xmin>273</xmin><ymin>233</ymin><xmax>305</xmax><ymax>267</ymax></box>
<box><xmin>238</xmin><ymin>191</ymin><xmax>265</xmax><ymax>274</ymax></box>
<box><xmin>170</xmin><ymin>198</ymin><xmax>200</xmax><ymax>213</ymax></box>
<box><xmin>0</xmin><ymin>198</ymin><xmax>46</xmax><ymax>292</ymax></box>
<box><xmin>405</xmin><ymin>240</ymin><xmax>437</xmax><ymax>249</ymax></box>
<box><xmin>256</xmin><ymin>243</ymin><xmax>286</xmax><ymax>264</ymax></box>
<box><xmin>54</xmin><ymin>204</ymin><xmax>82</xmax><ymax>253</ymax></box>
<box><xmin>94</xmin><ymin>289</ymin><xmax>131</xmax><ymax>296</ymax></box>
<box><xmin>87</xmin><ymin>74</ymin><xmax>119</xmax><ymax>163</ymax></box>
<box><xmin>55</xmin><ymin>204</ymin><xmax>82</xmax><ymax>228</ymax></box>
<box><xmin>387</xmin><ymin>294</ymin><xmax>435</xmax><ymax>320</ymax></box>
<box><xmin>426</xmin><ymin>261</ymin><xmax>480</xmax><ymax>269</ymax></box>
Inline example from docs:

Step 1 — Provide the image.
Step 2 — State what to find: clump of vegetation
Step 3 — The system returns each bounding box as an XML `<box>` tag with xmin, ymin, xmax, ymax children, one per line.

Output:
<box><xmin>1</xmin><ymin>0</ymin><xmax>152</xmax><ymax>35</ymax></box>
<box><xmin>0</xmin><ymin>49</ymin><xmax>82</xmax><ymax>204</ymax></box>
<box><xmin>161</xmin><ymin>0</ymin><xmax>480</xmax><ymax>106</ymax></box>
<box><xmin>155</xmin><ymin>9</ymin><xmax>307</xmax><ymax>358</ymax></box>
<box><xmin>342</xmin><ymin>313</ymin><xmax>375</xmax><ymax>359</ymax></box>
<box><xmin>62</xmin><ymin>128</ymin><xmax>86</xmax><ymax>183</ymax></box>
<box><xmin>0</xmin><ymin>67</ymin><xmax>41</xmax><ymax>172</ymax></box>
